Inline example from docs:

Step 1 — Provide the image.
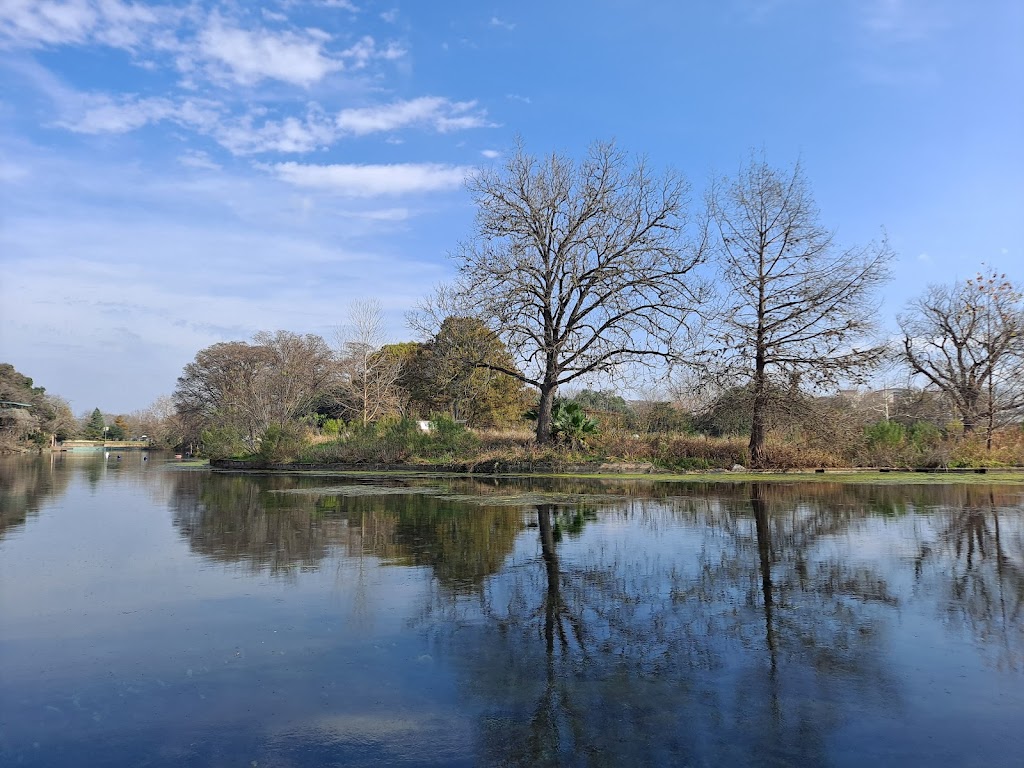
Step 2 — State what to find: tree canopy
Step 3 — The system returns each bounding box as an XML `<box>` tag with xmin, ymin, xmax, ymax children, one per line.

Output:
<box><xmin>174</xmin><ymin>331</ymin><xmax>335</xmax><ymax>452</ymax></box>
<box><xmin>439</xmin><ymin>139</ymin><xmax>708</xmax><ymax>442</ymax></box>
<box><xmin>706</xmin><ymin>156</ymin><xmax>893</xmax><ymax>465</ymax></box>
<box><xmin>0</xmin><ymin>364</ymin><xmax>76</xmax><ymax>447</ymax></box>
<box><xmin>399</xmin><ymin>316</ymin><xmax>531</xmax><ymax>427</ymax></box>
<box><xmin>899</xmin><ymin>271</ymin><xmax>1024</xmax><ymax>436</ymax></box>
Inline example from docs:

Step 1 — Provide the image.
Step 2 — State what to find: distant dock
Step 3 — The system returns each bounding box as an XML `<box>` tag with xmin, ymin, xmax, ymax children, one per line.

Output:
<box><xmin>56</xmin><ymin>440</ymin><xmax>152</xmax><ymax>451</ymax></box>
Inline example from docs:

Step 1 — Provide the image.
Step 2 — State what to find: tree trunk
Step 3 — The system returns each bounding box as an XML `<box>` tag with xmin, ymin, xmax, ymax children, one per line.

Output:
<box><xmin>749</xmin><ymin>356</ymin><xmax>768</xmax><ymax>467</ymax></box>
<box><xmin>535</xmin><ymin>381</ymin><xmax>557</xmax><ymax>444</ymax></box>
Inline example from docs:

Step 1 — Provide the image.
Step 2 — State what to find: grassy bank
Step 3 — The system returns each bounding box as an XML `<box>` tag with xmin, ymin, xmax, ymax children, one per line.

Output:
<box><xmin>210</xmin><ymin>417</ymin><xmax>1024</xmax><ymax>474</ymax></box>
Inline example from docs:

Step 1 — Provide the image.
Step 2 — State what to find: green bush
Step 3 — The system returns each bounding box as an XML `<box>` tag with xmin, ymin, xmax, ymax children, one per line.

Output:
<box><xmin>200</xmin><ymin>425</ymin><xmax>247</xmax><ymax>460</ymax></box>
<box><xmin>421</xmin><ymin>415</ymin><xmax>478</xmax><ymax>459</ymax></box>
<box><xmin>258</xmin><ymin>423</ymin><xmax>308</xmax><ymax>463</ymax></box>
<box><xmin>908</xmin><ymin>421</ymin><xmax>942</xmax><ymax>450</ymax></box>
<box><xmin>866</xmin><ymin>420</ymin><xmax>906</xmax><ymax>447</ymax></box>
<box><xmin>298</xmin><ymin>416</ymin><xmax>478</xmax><ymax>464</ymax></box>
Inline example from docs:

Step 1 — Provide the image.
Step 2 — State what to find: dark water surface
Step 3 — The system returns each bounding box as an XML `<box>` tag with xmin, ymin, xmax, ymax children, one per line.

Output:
<box><xmin>2</xmin><ymin>454</ymin><xmax>1022</xmax><ymax>767</ymax></box>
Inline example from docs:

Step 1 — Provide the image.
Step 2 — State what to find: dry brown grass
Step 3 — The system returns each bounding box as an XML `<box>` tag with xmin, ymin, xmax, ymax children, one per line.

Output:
<box><xmin>297</xmin><ymin>422</ymin><xmax>1024</xmax><ymax>470</ymax></box>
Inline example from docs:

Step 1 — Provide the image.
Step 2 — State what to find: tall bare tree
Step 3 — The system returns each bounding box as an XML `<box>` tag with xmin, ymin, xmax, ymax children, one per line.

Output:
<box><xmin>706</xmin><ymin>156</ymin><xmax>893</xmax><ymax>466</ymax></box>
<box><xmin>335</xmin><ymin>300</ymin><xmax>405</xmax><ymax>426</ymax></box>
<box><xmin>899</xmin><ymin>271</ymin><xmax>1024</xmax><ymax>441</ymax></box>
<box><xmin>437</xmin><ymin>139</ymin><xmax>708</xmax><ymax>443</ymax></box>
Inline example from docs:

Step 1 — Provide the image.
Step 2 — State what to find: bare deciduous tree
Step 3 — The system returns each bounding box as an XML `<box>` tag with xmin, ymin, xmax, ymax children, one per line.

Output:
<box><xmin>335</xmin><ymin>300</ymin><xmax>405</xmax><ymax>426</ymax></box>
<box><xmin>899</xmin><ymin>271</ymin><xmax>1024</xmax><ymax>441</ymax></box>
<box><xmin>435</xmin><ymin>139</ymin><xmax>708</xmax><ymax>443</ymax></box>
<box><xmin>707</xmin><ymin>156</ymin><xmax>893</xmax><ymax>466</ymax></box>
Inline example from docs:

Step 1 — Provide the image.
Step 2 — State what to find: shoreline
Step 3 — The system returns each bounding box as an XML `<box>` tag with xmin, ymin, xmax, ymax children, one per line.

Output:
<box><xmin>209</xmin><ymin>459</ymin><xmax>1024</xmax><ymax>485</ymax></box>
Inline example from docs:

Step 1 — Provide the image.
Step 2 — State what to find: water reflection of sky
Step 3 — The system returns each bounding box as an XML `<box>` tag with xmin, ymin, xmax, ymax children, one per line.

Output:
<box><xmin>1</xmin><ymin>456</ymin><xmax>1022</xmax><ymax>767</ymax></box>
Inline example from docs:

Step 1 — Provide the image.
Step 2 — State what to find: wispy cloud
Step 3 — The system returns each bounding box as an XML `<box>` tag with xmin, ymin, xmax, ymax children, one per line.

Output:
<box><xmin>337</xmin><ymin>97</ymin><xmax>492</xmax><ymax>135</ymax></box>
<box><xmin>1</xmin><ymin>3</ymin><xmax>406</xmax><ymax>89</ymax></box>
<box><xmin>55</xmin><ymin>90</ymin><xmax>225</xmax><ymax>139</ymax></box>
<box><xmin>178</xmin><ymin>149</ymin><xmax>221</xmax><ymax>170</ymax></box>
<box><xmin>196</xmin><ymin>13</ymin><xmax>344</xmax><ymax>86</ymax></box>
<box><xmin>270</xmin><ymin>162</ymin><xmax>473</xmax><ymax>196</ymax></box>
<box><xmin>860</xmin><ymin>0</ymin><xmax>949</xmax><ymax>41</ymax></box>
<box><xmin>319</xmin><ymin>0</ymin><xmax>360</xmax><ymax>10</ymax></box>
<box><xmin>0</xmin><ymin>0</ymin><xmax>166</xmax><ymax>50</ymax></box>
<box><xmin>57</xmin><ymin>89</ymin><xmax>492</xmax><ymax>154</ymax></box>
<box><xmin>489</xmin><ymin>16</ymin><xmax>516</xmax><ymax>31</ymax></box>
<box><xmin>215</xmin><ymin>108</ymin><xmax>337</xmax><ymax>154</ymax></box>
<box><xmin>480</xmin><ymin>149</ymin><xmax>500</xmax><ymax>159</ymax></box>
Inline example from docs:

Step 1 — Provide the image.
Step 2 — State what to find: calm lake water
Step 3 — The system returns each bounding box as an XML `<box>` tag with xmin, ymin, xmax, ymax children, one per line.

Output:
<box><xmin>1</xmin><ymin>454</ymin><xmax>1022</xmax><ymax>767</ymax></box>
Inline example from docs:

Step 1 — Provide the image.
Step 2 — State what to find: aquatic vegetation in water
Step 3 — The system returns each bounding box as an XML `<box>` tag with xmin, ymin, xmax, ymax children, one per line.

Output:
<box><xmin>270</xmin><ymin>485</ymin><xmax>444</xmax><ymax>497</ymax></box>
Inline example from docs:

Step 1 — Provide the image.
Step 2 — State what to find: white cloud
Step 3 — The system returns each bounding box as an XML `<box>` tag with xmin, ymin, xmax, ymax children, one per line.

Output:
<box><xmin>215</xmin><ymin>108</ymin><xmax>337</xmax><ymax>154</ymax></box>
<box><xmin>197</xmin><ymin>13</ymin><xmax>343</xmax><ymax>86</ymax></box>
<box><xmin>262</xmin><ymin>9</ymin><xmax>289</xmax><ymax>23</ymax></box>
<box><xmin>489</xmin><ymin>16</ymin><xmax>516</xmax><ymax>31</ymax></box>
<box><xmin>270</xmin><ymin>161</ymin><xmax>473</xmax><ymax>197</ymax></box>
<box><xmin>178</xmin><ymin>149</ymin><xmax>221</xmax><ymax>170</ymax></box>
<box><xmin>54</xmin><ymin>87</ymin><xmax>491</xmax><ymax>155</ymax></box>
<box><xmin>480</xmin><ymin>149</ymin><xmax>500</xmax><ymax>159</ymax></box>
<box><xmin>320</xmin><ymin>0</ymin><xmax>360</xmax><ymax>10</ymax></box>
<box><xmin>0</xmin><ymin>0</ymin><xmax>165</xmax><ymax>49</ymax></box>
<box><xmin>61</xmin><ymin>94</ymin><xmax>177</xmax><ymax>133</ymax></box>
<box><xmin>340</xmin><ymin>34</ymin><xmax>405</xmax><ymax>69</ymax></box>
<box><xmin>380</xmin><ymin>9</ymin><xmax>399</xmax><ymax>24</ymax></box>
<box><xmin>337</xmin><ymin>97</ymin><xmax>491</xmax><ymax>135</ymax></box>
<box><xmin>58</xmin><ymin>92</ymin><xmax>222</xmax><ymax>136</ymax></box>
<box><xmin>505</xmin><ymin>93</ymin><xmax>531</xmax><ymax>104</ymax></box>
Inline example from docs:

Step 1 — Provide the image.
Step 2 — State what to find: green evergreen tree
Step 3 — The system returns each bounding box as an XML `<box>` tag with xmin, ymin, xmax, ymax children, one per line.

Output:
<box><xmin>84</xmin><ymin>408</ymin><xmax>106</xmax><ymax>440</ymax></box>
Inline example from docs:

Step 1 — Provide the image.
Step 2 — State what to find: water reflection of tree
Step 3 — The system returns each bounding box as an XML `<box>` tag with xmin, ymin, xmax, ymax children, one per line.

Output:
<box><xmin>0</xmin><ymin>455</ymin><xmax>71</xmax><ymax>540</ymax></box>
<box><xmin>170</xmin><ymin>472</ymin><xmax>344</xmax><ymax>576</ymax></box>
<box><xmin>913</xmin><ymin>489</ymin><xmax>1024</xmax><ymax>671</ymax></box>
<box><xmin>431</xmin><ymin>486</ymin><xmax>908</xmax><ymax>766</ymax></box>
<box><xmin>168</xmin><ymin>473</ymin><xmax>524</xmax><ymax>585</ymax></box>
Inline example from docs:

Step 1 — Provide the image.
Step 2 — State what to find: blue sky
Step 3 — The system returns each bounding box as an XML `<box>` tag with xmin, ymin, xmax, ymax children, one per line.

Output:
<box><xmin>1</xmin><ymin>0</ymin><xmax>1021</xmax><ymax>414</ymax></box>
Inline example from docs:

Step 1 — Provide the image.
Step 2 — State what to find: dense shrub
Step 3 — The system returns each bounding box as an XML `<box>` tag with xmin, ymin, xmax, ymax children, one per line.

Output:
<box><xmin>258</xmin><ymin>423</ymin><xmax>309</xmax><ymax>463</ymax></box>
<box><xmin>300</xmin><ymin>416</ymin><xmax>478</xmax><ymax>464</ymax></box>
<box><xmin>200</xmin><ymin>425</ymin><xmax>247</xmax><ymax>460</ymax></box>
